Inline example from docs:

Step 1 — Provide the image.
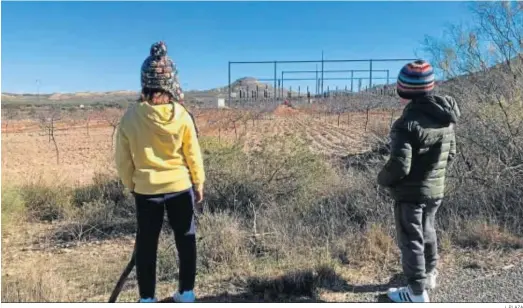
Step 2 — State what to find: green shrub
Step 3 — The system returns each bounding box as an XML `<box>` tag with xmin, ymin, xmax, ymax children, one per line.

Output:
<box><xmin>19</xmin><ymin>184</ymin><xmax>72</xmax><ymax>222</ymax></box>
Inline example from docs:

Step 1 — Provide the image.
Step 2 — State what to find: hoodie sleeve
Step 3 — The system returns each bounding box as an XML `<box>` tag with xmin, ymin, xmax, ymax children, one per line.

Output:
<box><xmin>182</xmin><ymin>112</ymin><xmax>205</xmax><ymax>191</ymax></box>
<box><xmin>377</xmin><ymin>122</ymin><xmax>413</xmax><ymax>187</ymax></box>
<box><xmin>115</xmin><ymin>123</ymin><xmax>135</xmax><ymax>192</ymax></box>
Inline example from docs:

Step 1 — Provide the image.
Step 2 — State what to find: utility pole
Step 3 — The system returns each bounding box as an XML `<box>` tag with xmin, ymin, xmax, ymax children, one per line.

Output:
<box><xmin>321</xmin><ymin>50</ymin><xmax>324</xmax><ymax>95</ymax></box>
<box><xmin>315</xmin><ymin>64</ymin><xmax>318</xmax><ymax>96</ymax></box>
<box><xmin>36</xmin><ymin>79</ymin><xmax>41</xmax><ymax>104</ymax></box>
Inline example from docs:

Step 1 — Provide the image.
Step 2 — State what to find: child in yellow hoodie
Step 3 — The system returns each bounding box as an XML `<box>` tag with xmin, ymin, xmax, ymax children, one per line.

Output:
<box><xmin>115</xmin><ymin>41</ymin><xmax>205</xmax><ymax>303</ymax></box>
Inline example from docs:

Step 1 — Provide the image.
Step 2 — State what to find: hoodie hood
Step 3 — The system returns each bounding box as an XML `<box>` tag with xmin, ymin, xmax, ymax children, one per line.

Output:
<box><xmin>135</xmin><ymin>102</ymin><xmax>184</xmax><ymax>135</ymax></box>
<box><xmin>405</xmin><ymin>95</ymin><xmax>461</xmax><ymax>125</ymax></box>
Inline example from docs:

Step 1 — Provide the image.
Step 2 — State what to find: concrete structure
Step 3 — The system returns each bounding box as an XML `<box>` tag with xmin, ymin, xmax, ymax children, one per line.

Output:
<box><xmin>217</xmin><ymin>98</ymin><xmax>226</xmax><ymax>108</ymax></box>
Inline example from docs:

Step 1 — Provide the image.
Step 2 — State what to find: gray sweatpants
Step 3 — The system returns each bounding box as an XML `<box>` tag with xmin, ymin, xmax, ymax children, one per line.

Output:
<box><xmin>394</xmin><ymin>199</ymin><xmax>442</xmax><ymax>295</ymax></box>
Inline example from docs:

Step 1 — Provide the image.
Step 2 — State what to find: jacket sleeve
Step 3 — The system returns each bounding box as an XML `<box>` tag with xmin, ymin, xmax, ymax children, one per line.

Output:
<box><xmin>377</xmin><ymin>123</ymin><xmax>413</xmax><ymax>187</ymax></box>
<box><xmin>115</xmin><ymin>124</ymin><xmax>135</xmax><ymax>192</ymax></box>
<box><xmin>182</xmin><ymin>113</ymin><xmax>205</xmax><ymax>191</ymax></box>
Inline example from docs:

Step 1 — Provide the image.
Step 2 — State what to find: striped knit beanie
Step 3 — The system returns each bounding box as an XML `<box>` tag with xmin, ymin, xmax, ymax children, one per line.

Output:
<box><xmin>141</xmin><ymin>41</ymin><xmax>184</xmax><ymax>103</ymax></box>
<box><xmin>397</xmin><ymin>60</ymin><xmax>435</xmax><ymax>100</ymax></box>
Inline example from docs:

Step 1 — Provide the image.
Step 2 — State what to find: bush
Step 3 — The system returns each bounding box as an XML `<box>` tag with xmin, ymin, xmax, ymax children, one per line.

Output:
<box><xmin>422</xmin><ymin>1</ymin><xmax>523</xmax><ymax>236</ymax></box>
<box><xmin>19</xmin><ymin>184</ymin><xmax>72</xmax><ymax>222</ymax></box>
<box><xmin>452</xmin><ymin>220</ymin><xmax>523</xmax><ymax>250</ymax></box>
<box><xmin>53</xmin><ymin>199</ymin><xmax>136</xmax><ymax>242</ymax></box>
<box><xmin>196</xmin><ymin>212</ymin><xmax>251</xmax><ymax>273</ymax></box>
<box><xmin>53</xmin><ymin>173</ymin><xmax>136</xmax><ymax>242</ymax></box>
<box><xmin>202</xmin><ymin>135</ymin><xmax>334</xmax><ymax>220</ymax></box>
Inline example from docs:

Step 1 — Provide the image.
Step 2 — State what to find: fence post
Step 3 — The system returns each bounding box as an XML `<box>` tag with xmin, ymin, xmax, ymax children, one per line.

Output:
<box><xmin>273</xmin><ymin>61</ymin><xmax>277</xmax><ymax>103</ymax></box>
<box><xmin>369</xmin><ymin>59</ymin><xmax>373</xmax><ymax>89</ymax></box>
<box><xmin>365</xmin><ymin>107</ymin><xmax>370</xmax><ymax>132</ymax></box>
<box><xmin>228</xmin><ymin>62</ymin><xmax>231</xmax><ymax>105</ymax></box>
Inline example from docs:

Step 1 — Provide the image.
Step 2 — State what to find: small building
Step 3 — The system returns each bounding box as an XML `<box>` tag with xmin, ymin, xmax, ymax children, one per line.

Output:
<box><xmin>217</xmin><ymin>98</ymin><xmax>226</xmax><ymax>108</ymax></box>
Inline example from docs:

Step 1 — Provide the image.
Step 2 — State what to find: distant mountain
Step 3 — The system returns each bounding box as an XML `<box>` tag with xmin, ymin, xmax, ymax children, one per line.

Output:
<box><xmin>1</xmin><ymin>90</ymin><xmax>138</xmax><ymax>105</ymax></box>
<box><xmin>1</xmin><ymin>77</ymin><xmax>292</xmax><ymax>105</ymax></box>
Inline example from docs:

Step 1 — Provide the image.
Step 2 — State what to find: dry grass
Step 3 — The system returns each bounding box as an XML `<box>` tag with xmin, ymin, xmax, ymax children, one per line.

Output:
<box><xmin>2</xmin><ymin>267</ymin><xmax>71</xmax><ymax>302</ymax></box>
<box><xmin>454</xmin><ymin>220</ymin><xmax>523</xmax><ymax>250</ymax></box>
<box><xmin>196</xmin><ymin>212</ymin><xmax>251</xmax><ymax>274</ymax></box>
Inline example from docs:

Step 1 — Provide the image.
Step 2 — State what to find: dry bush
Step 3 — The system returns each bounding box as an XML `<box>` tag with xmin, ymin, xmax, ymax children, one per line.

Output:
<box><xmin>196</xmin><ymin>212</ymin><xmax>252</xmax><ymax>274</ymax></box>
<box><xmin>18</xmin><ymin>183</ymin><xmax>72</xmax><ymax>222</ymax></box>
<box><xmin>452</xmin><ymin>220</ymin><xmax>523</xmax><ymax>250</ymax></box>
<box><xmin>196</xmin><ymin>133</ymin><xmax>399</xmax><ymax>271</ymax></box>
<box><xmin>348</xmin><ymin>224</ymin><xmax>398</xmax><ymax>268</ymax></box>
<box><xmin>202</xmin><ymin>135</ymin><xmax>333</xmax><ymax>219</ymax></box>
<box><xmin>155</xmin><ymin>212</ymin><xmax>253</xmax><ymax>281</ymax></box>
<box><xmin>423</xmin><ymin>1</ymin><xmax>523</xmax><ymax>235</ymax></box>
<box><xmin>53</xmin><ymin>173</ymin><xmax>135</xmax><ymax>242</ymax></box>
<box><xmin>53</xmin><ymin>199</ymin><xmax>136</xmax><ymax>242</ymax></box>
<box><xmin>2</xmin><ymin>172</ymin><xmax>136</xmax><ymax>243</ymax></box>
<box><xmin>72</xmin><ymin>173</ymin><xmax>130</xmax><ymax>211</ymax></box>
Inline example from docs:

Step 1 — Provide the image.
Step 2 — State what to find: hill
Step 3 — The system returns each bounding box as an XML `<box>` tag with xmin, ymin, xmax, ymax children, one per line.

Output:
<box><xmin>1</xmin><ymin>90</ymin><xmax>138</xmax><ymax>106</ymax></box>
<box><xmin>0</xmin><ymin>77</ymin><xmax>299</xmax><ymax>106</ymax></box>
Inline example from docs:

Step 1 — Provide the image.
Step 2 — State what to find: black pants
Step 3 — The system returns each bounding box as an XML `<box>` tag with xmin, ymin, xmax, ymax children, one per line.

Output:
<box><xmin>134</xmin><ymin>189</ymin><xmax>197</xmax><ymax>299</ymax></box>
<box><xmin>394</xmin><ymin>199</ymin><xmax>442</xmax><ymax>295</ymax></box>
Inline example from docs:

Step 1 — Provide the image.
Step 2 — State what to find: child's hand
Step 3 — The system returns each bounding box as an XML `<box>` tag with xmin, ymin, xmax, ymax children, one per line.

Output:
<box><xmin>194</xmin><ymin>187</ymin><xmax>204</xmax><ymax>213</ymax></box>
<box><xmin>194</xmin><ymin>188</ymin><xmax>203</xmax><ymax>203</ymax></box>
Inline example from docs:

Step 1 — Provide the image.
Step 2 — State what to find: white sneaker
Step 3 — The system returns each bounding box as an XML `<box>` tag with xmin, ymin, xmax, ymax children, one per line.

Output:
<box><xmin>426</xmin><ymin>270</ymin><xmax>438</xmax><ymax>290</ymax></box>
<box><xmin>387</xmin><ymin>286</ymin><xmax>430</xmax><ymax>303</ymax></box>
<box><xmin>173</xmin><ymin>290</ymin><xmax>196</xmax><ymax>303</ymax></box>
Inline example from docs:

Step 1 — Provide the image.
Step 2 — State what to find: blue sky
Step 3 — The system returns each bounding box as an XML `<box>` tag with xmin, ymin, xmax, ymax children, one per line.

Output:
<box><xmin>2</xmin><ymin>1</ymin><xmax>475</xmax><ymax>94</ymax></box>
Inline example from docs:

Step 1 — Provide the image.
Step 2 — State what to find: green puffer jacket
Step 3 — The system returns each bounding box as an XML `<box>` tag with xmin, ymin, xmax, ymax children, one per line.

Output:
<box><xmin>377</xmin><ymin>95</ymin><xmax>461</xmax><ymax>202</ymax></box>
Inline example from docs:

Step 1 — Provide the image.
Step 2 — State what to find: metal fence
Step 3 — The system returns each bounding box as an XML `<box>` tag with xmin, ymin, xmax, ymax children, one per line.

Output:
<box><xmin>227</xmin><ymin>55</ymin><xmax>418</xmax><ymax>105</ymax></box>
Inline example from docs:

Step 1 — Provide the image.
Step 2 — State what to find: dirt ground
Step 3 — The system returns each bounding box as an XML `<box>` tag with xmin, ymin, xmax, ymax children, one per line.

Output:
<box><xmin>1</xmin><ymin>105</ymin><xmax>395</xmax><ymax>186</ymax></box>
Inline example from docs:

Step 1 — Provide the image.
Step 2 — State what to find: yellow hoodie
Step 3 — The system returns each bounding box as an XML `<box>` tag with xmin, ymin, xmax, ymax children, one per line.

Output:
<box><xmin>115</xmin><ymin>102</ymin><xmax>205</xmax><ymax>195</ymax></box>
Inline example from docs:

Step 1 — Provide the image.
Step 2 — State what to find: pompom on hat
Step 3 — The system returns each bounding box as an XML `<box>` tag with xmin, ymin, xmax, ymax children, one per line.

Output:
<box><xmin>396</xmin><ymin>60</ymin><xmax>435</xmax><ymax>100</ymax></box>
<box><xmin>141</xmin><ymin>41</ymin><xmax>184</xmax><ymax>102</ymax></box>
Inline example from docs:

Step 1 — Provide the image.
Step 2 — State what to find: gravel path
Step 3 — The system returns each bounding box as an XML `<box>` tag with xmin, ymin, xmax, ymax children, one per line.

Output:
<box><xmin>351</xmin><ymin>251</ymin><xmax>523</xmax><ymax>303</ymax></box>
<box><xmin>318</xmin><ymin>249</ymin><xmax>523</xmax><ymax>303</ymax></box>
<box><xmin>432</xmin><ymin>260</ymin><xmax>523</xmax><ymax>303</ymax></box>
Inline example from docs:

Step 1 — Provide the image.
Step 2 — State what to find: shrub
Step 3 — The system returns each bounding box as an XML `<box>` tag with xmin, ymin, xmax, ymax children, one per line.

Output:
<box><xmin>19</xmin><ymin>183</ymin><xmax>72</xmax><ymax>222</ymax></box>
<box><xmin>202</xmin><ymin>135</ymin><xmax>334</xmax><ymax>220</ymax></box>
<box><xmin>196</xmin><ymin>212</ymin><xmax>251</xmax><ymax>273</ymax></box>
<box><xmin>53</xmin><ymin>173</ymin><xmax>136</xmax><ymax>242</ymax></box>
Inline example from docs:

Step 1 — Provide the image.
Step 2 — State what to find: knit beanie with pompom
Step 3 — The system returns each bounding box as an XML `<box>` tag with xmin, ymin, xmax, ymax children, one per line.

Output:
<box><xmin>141</xmin><ymin>41</ymin><xmax>184</xmax><ymax>103</ymax></box>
